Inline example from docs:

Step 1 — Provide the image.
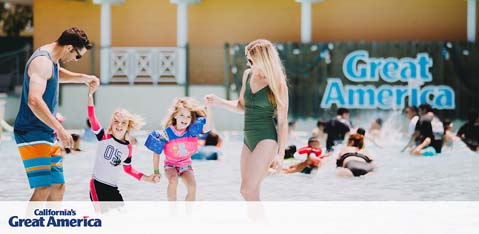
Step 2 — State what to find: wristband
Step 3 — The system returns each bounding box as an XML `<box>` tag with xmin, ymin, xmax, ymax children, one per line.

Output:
<box><xmin>154</xmin><ymin>169</ymin><xmax>160</xmax><ymax>174</ymax></box>
<box><xmin>88</xmin><ymin>93</ymin><xmax>93</xmax><ymax>97</ymax></box>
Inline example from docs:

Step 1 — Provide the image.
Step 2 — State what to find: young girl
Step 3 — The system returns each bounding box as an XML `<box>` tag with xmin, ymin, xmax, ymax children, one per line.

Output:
<box><xmin>87</xmin><ymin>86</ymin><xmax>158</xmax><ymax>205</ymax></box>
<box><xmin>145</xmin><ymin>98</ymin><xmax>212</xmax><ymax>201</ymax></box>
<box><xmin>282</xmin><ymin>137</ymin><xmax>332</xmax><ymax>174</ymax></box>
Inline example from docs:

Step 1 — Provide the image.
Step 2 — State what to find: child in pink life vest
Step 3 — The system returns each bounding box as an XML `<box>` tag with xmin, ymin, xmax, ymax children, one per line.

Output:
<box><xmin>145</xmin><ymin>98</ymin><xmax>212</xmax><ymax>201</ymax></box>
<box><xmin>87</xmin><ymin>85</ymin><xmax>158</xmax><ymax>206</ymax></box>
<box><xmin>282</xmin><ymin>136</ymin><xmax>332</xmax><ymax>174</ymax></box>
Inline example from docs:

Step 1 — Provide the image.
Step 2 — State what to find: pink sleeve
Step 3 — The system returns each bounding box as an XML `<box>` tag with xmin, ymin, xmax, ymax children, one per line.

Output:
<box><xmin>122</xmin><ymin>144</ymin><xmax>144</xmax><ymax>181</ymax></box>
<box><xmin>88</xmin><ymin>105</ymin><xmax>102</xmax><ymax>132</ymax></box>
<box><xmin>123</xmin><ymin>164</ymin><xmax>144</xmax><ymax>181</ymax></box>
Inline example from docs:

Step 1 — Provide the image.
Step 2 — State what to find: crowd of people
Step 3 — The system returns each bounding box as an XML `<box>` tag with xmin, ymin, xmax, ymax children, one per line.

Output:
<box><xmin>282</xmin><ymin>104</ymin><xmax>479</xmax><ymax>178</ymax></box>
<box><xmin>283</xmin><ymin>108</ymin><xmax>376</xmax><ymax>177</ymax></box>
<box><xmin>401</xmin><ymin>105</ymin><xmax>479</xmax><ymax>155</ymax></box>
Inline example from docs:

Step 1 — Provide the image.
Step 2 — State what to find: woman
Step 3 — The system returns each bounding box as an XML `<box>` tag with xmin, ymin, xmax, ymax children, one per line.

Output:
<box><xmin>336</xmin><ymin>133</ymin><xmax>376</xmax><ymax>177</ymax></box>
<box><xmin>205</xmin><ymin>39</ymin><xmax>288</xmax><ymax>200</ymax></box>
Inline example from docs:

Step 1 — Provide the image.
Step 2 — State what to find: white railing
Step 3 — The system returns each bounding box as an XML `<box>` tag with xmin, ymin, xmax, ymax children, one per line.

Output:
<box><xmin>108</xmin><ymin>47</ymin><xmax>179</xmax><ymax>84</ymax></box>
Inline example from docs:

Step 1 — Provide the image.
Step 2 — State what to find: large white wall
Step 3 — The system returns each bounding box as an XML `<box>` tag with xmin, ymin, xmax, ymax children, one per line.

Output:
<box><xmin>3</xmin><ymin>85</ymin><xmax>244</xmax><ymax>131</ymax></box>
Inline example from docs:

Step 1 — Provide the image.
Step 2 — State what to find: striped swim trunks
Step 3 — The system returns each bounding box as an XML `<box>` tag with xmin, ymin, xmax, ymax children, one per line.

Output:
<box><xmin>14</xmin><ymin>131</ymin><xmax>64</xmax><ymax>188</ymax></box>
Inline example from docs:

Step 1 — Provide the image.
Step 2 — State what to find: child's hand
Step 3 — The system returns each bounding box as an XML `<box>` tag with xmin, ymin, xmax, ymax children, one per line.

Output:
<box><xmin>143</xmin><ymin>174</ymin><xmax>160</xmax><ymax>183</ymax></box>
<box><xmin>85</xmin><ymin>75</ymin><xmax>100</xmax><ymax>91</ymax></box>
<box><xmin>88</xmin><ymin>83</ymin><xmax>97</xmax><ymax>95</ymax></box>
<box><xmin>321</xmin><ymin>152</ymin><xmax>333</xmax><ymax>159</ymax></box>
<box><xmin>88</xmin><ymin>78</ymin><xmax>98</xmax><ymax>94</ymax></box>
<box><xmin>153</xmin><ymin>173</ymin><xmax>161</xmax><ymax>183</ymax></box>
<box><xmin>270</xmin><ymin>154</ymin><xmax>284</xmax><ymax>175</ymax></box>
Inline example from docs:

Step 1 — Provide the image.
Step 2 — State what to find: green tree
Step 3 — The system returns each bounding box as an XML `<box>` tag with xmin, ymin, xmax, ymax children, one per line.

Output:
<box><xmin>0</xmin><ymin>3</ymin><xmax>32</xmax><ymax>36</ymax></box>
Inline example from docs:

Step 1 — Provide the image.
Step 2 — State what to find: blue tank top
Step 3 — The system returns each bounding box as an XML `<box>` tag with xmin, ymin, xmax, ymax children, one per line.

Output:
<box><xmin>14</xmin><ymin>49</ymin><xmax>59</xmax><ymax>134</ymax></box>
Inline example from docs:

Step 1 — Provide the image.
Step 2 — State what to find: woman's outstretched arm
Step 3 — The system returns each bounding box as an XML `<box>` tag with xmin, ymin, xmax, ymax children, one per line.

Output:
<box><xmin>205</xmin><ymin>69</ymin><xmax>250</xmax><ymax>113</ymax></box>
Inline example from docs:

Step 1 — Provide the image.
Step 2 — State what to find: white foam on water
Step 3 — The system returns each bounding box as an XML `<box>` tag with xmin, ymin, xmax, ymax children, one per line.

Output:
<box><xmin>1</xmin><ymin>112</ymin><xmax>478</xmax><ymax>201</ymax></box>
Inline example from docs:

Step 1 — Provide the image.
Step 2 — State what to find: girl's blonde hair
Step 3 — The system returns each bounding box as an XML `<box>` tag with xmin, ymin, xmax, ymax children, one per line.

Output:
<box><xmin>163</xmin><ymin>97</ymin><xmax>206</xmax><ymax>128</ymax></box>
<box><xmin>107</xmin><ymin>108</ymin><xmax>145</xmax><ymax>140</ymax></box>
<box><xmin>245</xmin><ymin>39</ymin><xmax>288</xmax><ymax>107</ymax></box>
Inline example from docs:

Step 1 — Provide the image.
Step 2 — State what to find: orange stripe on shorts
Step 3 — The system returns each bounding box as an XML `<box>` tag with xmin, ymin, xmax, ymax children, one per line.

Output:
<box><xmin>19</xmin><ymin>144</ymin><xmax>61</xmax><ymax>160</ymax></box>
<box><xmin>51</xmin><ymin>146</ymin><xmax>62</xmax><ymax>156</ymax></box>
<box><xmin>26</xmin><ymin>165</ymin><xmax>51</xmax><ymax>173</ymax></box>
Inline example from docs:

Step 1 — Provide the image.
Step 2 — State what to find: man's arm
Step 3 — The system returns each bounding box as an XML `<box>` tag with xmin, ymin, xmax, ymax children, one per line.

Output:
<box><xmin>401</xmin><ymin>131</ymin><xmax>419</xmax><ymax>152</ymax></box>
<box><xmin>59</xmin><ymin>67</ymin><xmax>100</xmax><ymax>88</ymax></box>
<box><xmin>28</xmin><ymin>57</ymin><xmax>73</xmax><ymax>148</ymax></box>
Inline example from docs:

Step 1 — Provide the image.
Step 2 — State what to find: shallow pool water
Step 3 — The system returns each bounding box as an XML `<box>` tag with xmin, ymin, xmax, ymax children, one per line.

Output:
<box><xmin>1</xmin><ymin>122</ymin><xmax>478</xmax><ymax>201</ymax></box>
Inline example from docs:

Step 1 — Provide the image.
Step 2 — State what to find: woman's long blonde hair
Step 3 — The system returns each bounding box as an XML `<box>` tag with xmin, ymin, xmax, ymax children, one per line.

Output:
<box><xmin>163</xmin><ymin>97</ymin><xmax>206</xmax><ymax>128</ymax></box>
<box><xmin>246</xmin><ymin>39</ymin><xmax>288</xmax><ymax>107</ymax></box>
<box><xmin>107</xmin><ymin>108</ymin><xmax>145</xmax><ymax>140</ymax></box>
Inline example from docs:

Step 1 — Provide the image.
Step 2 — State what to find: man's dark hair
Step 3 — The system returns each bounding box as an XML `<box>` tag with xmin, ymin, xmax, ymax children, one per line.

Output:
<box><xmin>205</xmin><ymin>132</ymin><xmax>220</xmax><ymax>146</ymax></box>
<box><xmin>443</xmin><ymin>119</ymin><xmax>452</xmax><ymax>131</ymax></box>
<box><xmin>284</xmin><ymin>145</ymin><xmax>297</xmax><ymax>159</ymax></box>
<box><xmin>375</xmin><ymin>118</ymin><xmax>383</xmax><ymax>127</ymax></box>
<box><xmin>337</xmin><ymin>107</ymin><xmax>349</xmax><ymax>116</ymax></box>
<box><xmin>56</xmin><ymin>27</ymin><xmax>92</xmax><ymax>50</ymax></box>
<box><xmin>406</xmin><ymin>106</ymin><xmax>419</xmax><ymax>115</ymax></box>
<box><xmin>356</xmin><ymin>128</ymin><xmax>366</xmax><ymax>136</ymax></box>
<box><xmin>419</xmin><ymin>103</ymin><xmax>433</xmax><ymax>114</ymax></box>
<box><xmin>316</xmin><ymin>120</ymin><xmax>326</xmax><ymax>128</ymax></box>
<box><xmin>467</xmin><ymin>109</ymin><xmax>479</xmax><ymax>124</ymax></box>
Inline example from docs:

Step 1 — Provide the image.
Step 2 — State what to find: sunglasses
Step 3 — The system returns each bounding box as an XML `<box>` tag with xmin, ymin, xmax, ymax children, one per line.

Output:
<box><xmin>247</xmin><ymin>59</ymin><xmax>253</xmax><ymax>66</ymax></box>
<box><xmin>72</xmin><ymin>47</ymin><xmax>82</xmax><ymax>60</ymax></box>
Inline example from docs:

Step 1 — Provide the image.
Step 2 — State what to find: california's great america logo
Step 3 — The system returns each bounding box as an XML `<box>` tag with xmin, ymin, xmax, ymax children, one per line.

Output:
<box><xmin>7</xmin><ymin>209</ymin><xmax>102</xmax><ymax>227</ymax></box>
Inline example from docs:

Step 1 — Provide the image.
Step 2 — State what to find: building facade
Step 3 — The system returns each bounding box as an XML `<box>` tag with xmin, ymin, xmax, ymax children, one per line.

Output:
<box><xmin>33</xmin><ymin>0</ymin><xmax>477</xmax><ymax>84</ymax></box>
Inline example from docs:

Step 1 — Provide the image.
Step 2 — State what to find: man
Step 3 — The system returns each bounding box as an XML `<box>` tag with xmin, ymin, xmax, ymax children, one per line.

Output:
<box><xmin>409</xmin><ymin>104</ymin><xmax>444</xmax><ymax>155</ymax></box>
<box><xmin>400</xmin><ymin>106</ymin><xmax>420</xmax><ymax>152</ymax></box>
<box><xmin>324</xmin><ymin>108</ymin><xmax>352</xmax><ymax>151</ymax></box>
<box><xmin>405</xmin><ymin>106</ymin><xmax>419</xmax><ymax>138</ymax></box>
<box><xmin>457</xmin><ymin>110</ymin><xmax>479</xmax><ymax>152</ymax></box>
<box><xmin>14</xmin><ymin>27</ymin><xmax>99</xmax><ymax>201</ymax></box>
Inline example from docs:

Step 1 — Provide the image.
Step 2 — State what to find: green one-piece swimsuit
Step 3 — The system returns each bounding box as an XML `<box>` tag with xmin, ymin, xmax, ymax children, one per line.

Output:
<box><xmin>243</xmin><ymin>74</ymin><xmax>278</xmax><ymax>151</ymax></box>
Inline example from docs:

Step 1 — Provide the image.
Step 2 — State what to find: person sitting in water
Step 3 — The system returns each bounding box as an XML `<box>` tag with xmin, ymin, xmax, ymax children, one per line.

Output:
<box><xmin>324</xmin><ymin>108</ymin><xmax>352</xmax><ymax>152</ymax></box>
<box><xmin>282</xmin><ymin>136</ymin><xmax>332</xmax><ymax>174</ymax></box>
<box><xmin>401</xmin><ymin>106</ymin><xmax>420</xmax><ymax>152</ymax></box>
<box><xmin>64</xmin><ymin>133</ymin><xmax>81</xmax><ymax>154</ymax></box>
<box><xmin>356</xmin><ymin>127</ymin><xmax>366</xmax><ymax>136</ymax></box>
<box><xmin>442</xmin><ymin>119</ymin><xmax>455</xmax><ymax>150</ymax></box>
<box><xmin>0</xmin><ymin>94</ymin><xmax>13</xmax><ymax>143</ymax></box>
<box><xmin>409</xmin><ymin>104</ymin><xmax>444</xmax><ymax>156</ymax></box>
<box><xmin>361</xmin><ymin>118</ymin><xmax>384</xmax><ymax>148</ymax></box>
<box><xmin>457</xmin><ymin>110</ymin><xmax>479</xmax><ymax>152</ymax></box>
<box><xmin>284</xmin><ymin>121</ymin><xmax>301</xmax><ymax>157</ymax></box>
<box><xmin>287</xmin><ymin>121</ymin><xmax>299</xmax><ymax>143</ymax></box>
<box><xmin>356</xmin><ymin>127</ymin><xmax>379</xmax><ymax>149</ymax></box>
<box><xmin>81</xmin><ymin>118</ymin><xmax>97</xmax><ymax>142</ymax></box>
<box><xmin>369</xmin><ymin>118</ymin><xmax>383</xmax><ymax>139</ymax></box>
<box><xmin>284</xmin><ymin>145</ymin><xmax>297</xmax><ymax>160</ymax></box>
<box><xmin>405</xmin><ymin>106</ymin><xmax>420</xmax><ymax>138</ymax></box>
<box><xmin>311</xmin><ymin>120</ymin><xmax>327</xmax><ymax>143</ymax></box>
<box><xmin>53</xmin><ymin>113</ymin><xmax>81</xmax><ymax>155</ymax></box>
<box><xmin>336</xmin><ymin>133</ymin><xmax>376</xmax><ymax>177</ymax></box>
<box><xmin>191</xmin><ymin>131</ymin><xmax>222</xmax><ymax>160</ymax></box>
